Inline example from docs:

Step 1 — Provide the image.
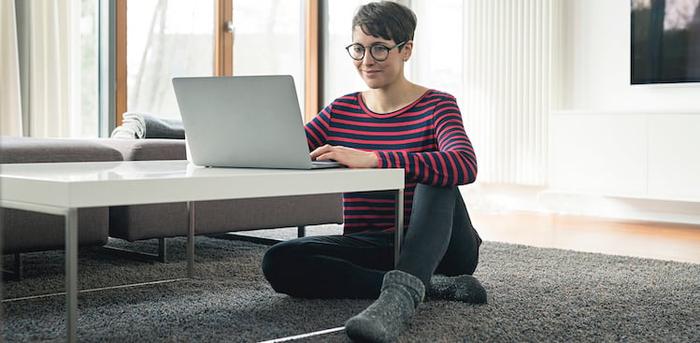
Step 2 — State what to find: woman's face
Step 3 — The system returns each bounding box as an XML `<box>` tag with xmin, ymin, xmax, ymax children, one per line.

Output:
<box><xmin>351</xmin><ymin>26</ymin><xmax>412</xmax><ymax>89</ymax></box>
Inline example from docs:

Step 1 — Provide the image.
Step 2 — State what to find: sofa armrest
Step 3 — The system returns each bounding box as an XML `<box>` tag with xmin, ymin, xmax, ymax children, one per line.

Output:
<box><xmin>0</xmin><ymin>137</ymin><xmax>123</xmax><ymax>163</ymax></box>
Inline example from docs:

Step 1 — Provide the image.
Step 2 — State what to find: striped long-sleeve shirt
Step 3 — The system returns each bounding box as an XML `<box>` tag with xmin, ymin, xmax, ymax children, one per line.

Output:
<box><xmin>305</xmin><ymin>90</ymin><xmax>477</xmax><ymax>235</ymax></box>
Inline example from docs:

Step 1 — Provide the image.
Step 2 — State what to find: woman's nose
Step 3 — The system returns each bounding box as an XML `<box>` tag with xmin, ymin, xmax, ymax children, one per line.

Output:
<box><xmin>361</xmin><ymin>51</ymin><xmax>375</xmax><ymax>65</ymax></box>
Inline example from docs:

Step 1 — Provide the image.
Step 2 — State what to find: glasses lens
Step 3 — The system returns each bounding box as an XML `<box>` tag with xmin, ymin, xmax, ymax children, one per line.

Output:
<box><xmin>370</xmin><ymin>45</ymin><xmax>390</xmax><ymax>61</ymax></box>
<box><xmin>348</xmin><ymin>44</ymin><xmax>364</xmax><ymax>60</ymax></box>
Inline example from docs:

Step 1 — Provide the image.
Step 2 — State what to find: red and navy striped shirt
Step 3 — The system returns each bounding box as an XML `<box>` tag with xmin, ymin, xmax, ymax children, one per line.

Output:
<box><xmin>304</xmin><ymin>90</ymin><xmax>477</xmax><ymax>235</ymax></box>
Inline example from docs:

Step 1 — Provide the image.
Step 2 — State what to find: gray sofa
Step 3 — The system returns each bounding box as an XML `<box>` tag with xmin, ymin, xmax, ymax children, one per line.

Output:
<box><xmin>1</xmin><ymin>136</ymin><xmax>343</xmax><ymax>276</ymax></box>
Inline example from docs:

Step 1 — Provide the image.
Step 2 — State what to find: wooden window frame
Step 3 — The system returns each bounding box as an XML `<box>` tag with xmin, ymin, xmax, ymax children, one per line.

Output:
<box><xmin>115</xmin><ymin>0</ymin><xmax>126</xmax><ymax>127</ymax></box>
<box><xmin>304</xmin><ymin>0</ymin><xmax>320</xmax><ymax>123</ymax></box>
<box><xmin>215</xmin><ymin>0</ymin><xmax>233</xmax><ymax>76</ymax></box>
<box><xmin>114</xmin><ymin>0</ymin><xmax>320</xmax><ymax>126</ymax></box>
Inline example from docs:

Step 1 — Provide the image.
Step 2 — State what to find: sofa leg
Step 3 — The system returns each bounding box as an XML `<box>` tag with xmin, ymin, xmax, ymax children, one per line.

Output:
<box><xmin>157</xmin><ymin>237</ymin><xmax>167</xmax><ymax>262</ymax></box>
<box><xmin>101</xmin><ymin>238</ymin><xmax>168</xmax><ymax>263</ymax></box>
<box><xmin>14</xmin><ymin>253</ymin><xmax>21</xmax><ymax>278</ymax></box>
<box><xmin>209</xmin><ymin>232</ymin><xmax>282</xmax><ymax>246</ymax></box>
<box><xmin>210</xmin><ymin>226</ymin><xmax>308</xmax><ymax>246</ymax></box>
<box><xmin>2</xmin><ymin>253</ymin><xmax>22</xmax><ymax>281</ymax></box>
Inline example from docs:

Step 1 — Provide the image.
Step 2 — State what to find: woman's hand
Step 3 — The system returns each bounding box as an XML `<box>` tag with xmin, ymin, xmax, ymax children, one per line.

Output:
<box><xmin>310</xmin><ymin>144</ymin><xmax>379</xmax><ymax>168</ymax></box>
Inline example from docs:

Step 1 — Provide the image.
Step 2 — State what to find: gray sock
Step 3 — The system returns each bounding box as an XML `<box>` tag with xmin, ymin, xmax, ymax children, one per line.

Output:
<box><xmin>427</xmin><ymin>274</ymin><xmax>487</xmax><ymax>304</ymax></box>
<box><xmin>345</xmin><ymin>270</ymin><xmax>425</xmax><ymax>342</ymax></box>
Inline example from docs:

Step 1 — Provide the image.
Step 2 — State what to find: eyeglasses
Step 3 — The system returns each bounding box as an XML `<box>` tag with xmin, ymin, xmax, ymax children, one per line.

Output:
<box><xmin>345</xmin><ymin>41</ymin><xmax>406</xmax><ymax>62</ymax></box>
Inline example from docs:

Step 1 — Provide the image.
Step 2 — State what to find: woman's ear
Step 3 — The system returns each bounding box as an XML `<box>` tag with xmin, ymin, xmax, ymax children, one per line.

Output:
<box><xmin>401</xmin><ymin>40</ymin><xmax>414</xmax><ymax>62</ymax></box>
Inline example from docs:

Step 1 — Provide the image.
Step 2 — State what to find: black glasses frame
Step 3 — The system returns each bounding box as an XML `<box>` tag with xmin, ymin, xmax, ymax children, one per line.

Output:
<box><xmin>344</xmin><ymin>41</ymin><xmax>406</xmax><ymax>62</ymax></box>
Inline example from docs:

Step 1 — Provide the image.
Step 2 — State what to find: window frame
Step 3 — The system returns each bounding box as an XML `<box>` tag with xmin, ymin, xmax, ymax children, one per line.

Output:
<box><xmin>113</xmin><ymin>0</ymin><xmax>320</xmax><ymax>127</ymax></box>
<box><xmin>115</xmin><ymin>0</ymin><xmax>126</xmax><ymax>127</ymax></box>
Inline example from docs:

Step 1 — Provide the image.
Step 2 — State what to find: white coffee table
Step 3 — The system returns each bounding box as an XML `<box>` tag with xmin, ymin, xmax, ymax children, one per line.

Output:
<box><xmin>0</xmin><ymin>160</ymin><xmax>405</xmax><ymax>342</ymax></box>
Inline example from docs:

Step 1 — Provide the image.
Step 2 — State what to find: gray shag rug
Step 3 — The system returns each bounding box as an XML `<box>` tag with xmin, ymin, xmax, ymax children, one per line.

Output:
<box><xmin>2</xmin><ymin>226</ymin><xmax>700</xmax><ymax>342</ymax></box>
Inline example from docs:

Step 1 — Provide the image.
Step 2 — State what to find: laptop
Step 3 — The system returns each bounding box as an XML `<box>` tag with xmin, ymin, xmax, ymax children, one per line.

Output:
<box><xmin>172</xmin><ymin>75</ymin><xmax>342</xmax><ymax>169</ymax></box>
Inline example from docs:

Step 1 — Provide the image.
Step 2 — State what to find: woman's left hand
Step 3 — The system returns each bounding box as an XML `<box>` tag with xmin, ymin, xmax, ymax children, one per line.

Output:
<box><xmin>310</xmin><ymin>144</ymin><xmax>379</xmax><ymax>168</ymax></box>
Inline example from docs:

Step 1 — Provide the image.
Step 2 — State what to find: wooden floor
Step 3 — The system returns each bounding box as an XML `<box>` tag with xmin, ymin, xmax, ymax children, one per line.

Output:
<box><xmin>471</xmin><ymin>211</ymin><xmax>700</xmax><ymax>264</ymax></box>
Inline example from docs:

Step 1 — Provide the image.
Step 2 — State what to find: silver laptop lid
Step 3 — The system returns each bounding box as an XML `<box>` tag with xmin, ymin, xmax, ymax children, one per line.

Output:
<box><xmin>172</xmin><ymin>75</ymin><xmax>316</xmax><ymax>169</ymax></box>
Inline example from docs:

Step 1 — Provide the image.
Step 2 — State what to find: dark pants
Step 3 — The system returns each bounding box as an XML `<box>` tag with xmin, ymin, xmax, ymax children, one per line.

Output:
<box><xmin>261</xmin><ymin>184</ymin><xmax>482</xmax><ymax>299</ymax></box>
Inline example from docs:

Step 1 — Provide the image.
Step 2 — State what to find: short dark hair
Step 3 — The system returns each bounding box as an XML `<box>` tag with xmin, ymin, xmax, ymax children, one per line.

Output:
<box><xmin>352</xmin><ymin>1</ymin><xmax>417</xmax><ymax>45</ymax></box>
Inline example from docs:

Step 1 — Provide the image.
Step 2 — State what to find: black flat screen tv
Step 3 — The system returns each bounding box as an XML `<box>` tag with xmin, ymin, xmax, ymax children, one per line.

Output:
<box><xmin>631</xmin><ymin>0</ymin><xmax>700</xmax><ymax>84</ymax></box>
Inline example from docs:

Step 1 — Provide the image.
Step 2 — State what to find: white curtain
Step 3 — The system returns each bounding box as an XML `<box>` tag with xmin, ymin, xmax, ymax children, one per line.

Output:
<box><xmin>0</xmin><ymin>0</ymin><xmax>23</xmax><ymax>136</ymax></box>
<box><xmin>25</xmin><ymin>0</ymin><xmax>75</xmax><ymax>137</ymax></box>
<box><xmin>462</xmin><ymin>0</ymin><xmax>553</xmax><ymax>186</ymax></box>
<box><xmin>1</xmin><ymin>0</ymin><xmax>75</xmax><ymax>138</ymax></box>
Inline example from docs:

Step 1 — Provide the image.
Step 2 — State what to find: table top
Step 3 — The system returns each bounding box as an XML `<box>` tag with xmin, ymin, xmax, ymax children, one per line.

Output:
<box><xmin>0</xmin><ymin>160</ymin><xmax>404</xmax><ymax>209</ymax></box>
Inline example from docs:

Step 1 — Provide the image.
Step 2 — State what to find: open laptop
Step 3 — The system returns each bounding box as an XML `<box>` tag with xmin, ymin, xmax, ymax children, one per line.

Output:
<box><xmin>172</xmin><ymin>75</ymin><xmax>342</xmax><ymax>169</ymax></box>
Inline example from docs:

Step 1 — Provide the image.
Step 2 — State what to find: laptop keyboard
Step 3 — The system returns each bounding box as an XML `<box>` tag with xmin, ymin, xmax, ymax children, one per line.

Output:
<box><xmin>311</xmin><ymin>160</ymin><xmax>343</xmax><ymax>168</ymax></box>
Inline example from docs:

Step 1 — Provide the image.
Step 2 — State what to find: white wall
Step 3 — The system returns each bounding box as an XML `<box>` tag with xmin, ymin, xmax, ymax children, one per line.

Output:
<box><xmin>541</xmin><ymin>0</ymin><xmax>700</xmax><ymax>224</ymax></box>
<box><xmin>560</xmin><ymin>0</ymin><xmax>700</xmax><ymax>112</ymax></box>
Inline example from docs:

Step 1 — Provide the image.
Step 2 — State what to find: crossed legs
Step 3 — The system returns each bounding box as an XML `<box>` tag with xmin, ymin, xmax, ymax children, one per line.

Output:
<box><xmin>261</xmin><ymin>183</ymin><xmax>482</xmax><ymax>299</ymax></box>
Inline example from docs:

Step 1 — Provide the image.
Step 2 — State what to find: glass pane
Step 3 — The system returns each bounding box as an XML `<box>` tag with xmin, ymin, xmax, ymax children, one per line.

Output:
<box><xmin>72</xmin><ymin>0</ymin><xmax>99</xmax><ymax>137</ymax></box>
<box><xmin>127</xmin><ymin>0</ymin><xmax>214</xmax><ymax>119</ymax></box>
<box><xmin>232</xmin><ymin>0</ymin><xmax>305</xmax><ymax>114</ymax></box>
<box><xmin>322</xmin><ymin>0</ymin><xmax>368</xmax><ymax>106</ymax></box>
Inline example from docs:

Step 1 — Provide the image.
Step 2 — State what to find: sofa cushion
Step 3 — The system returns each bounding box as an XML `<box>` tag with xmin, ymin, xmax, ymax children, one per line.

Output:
<box><xmin>194</xmin><ymin>195</ymin><xmax>344</xmax><ymax>234</ymax></box>
<box><xmin>0</xmin><ymin>136</ymin><xmax>117</xmax><ymax>254</ymax></box>
<box><xmin>97</xmin><ymin>138</ymin><xmax>186</xmax><ymax>161</ymax></box>
<box><xmin>109</xmin><ymin>203</ymin><xmax>188</xmax><ymax>241</ymax></box>
<box><xmin>0</xmin><ymin>137</ymin><xmax>123</xmax><ymax>163</ymax></box>
<box><xmin>2</xmin><ymin>208</ymin><xmax>109</xmax><ymax>253</ymax></box>
<box><xmin>109</xmin><ymin>194</ymin><xmax>344</xmax><ymax>241</ymax></box>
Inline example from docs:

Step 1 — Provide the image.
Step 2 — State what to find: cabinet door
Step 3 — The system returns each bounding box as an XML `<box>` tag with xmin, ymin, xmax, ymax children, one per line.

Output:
<box><xmin>648</xmin><ymin>115</ymin><xmax>700</xmax><ymax>202</ymax></box>
<box><xmin>549</xmin><ymin>113</ymin><xmax>647</xmax><ymax>197</ymax></box>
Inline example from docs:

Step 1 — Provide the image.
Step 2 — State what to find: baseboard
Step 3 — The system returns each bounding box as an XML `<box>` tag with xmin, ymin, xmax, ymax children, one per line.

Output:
<box><xmin>459</xmin><ymin>183</ymin><xmax>700</xmax><ymax>226</ymax></box>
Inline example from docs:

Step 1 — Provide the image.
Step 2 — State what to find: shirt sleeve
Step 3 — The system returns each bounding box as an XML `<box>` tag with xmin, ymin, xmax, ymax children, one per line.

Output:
<box><xmin>304</xmin><ymin>103</ymin><xmax>333</xmax><ymax>151</ymax></box>
<box><xmin>374</xmin><ymin>96</ymin><xmax>478</xmax><ymax>186</ymax></box>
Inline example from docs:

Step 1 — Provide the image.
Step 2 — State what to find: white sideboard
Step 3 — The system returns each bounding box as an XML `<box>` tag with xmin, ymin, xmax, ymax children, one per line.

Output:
<box><xmin>549</xmin><ymin>110</ymin><xmax>700</xmax><ymax>203</ymax></box>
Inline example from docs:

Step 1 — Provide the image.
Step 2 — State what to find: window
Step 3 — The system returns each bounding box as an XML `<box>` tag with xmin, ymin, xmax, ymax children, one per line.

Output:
<box><xmin>232</xmin><ymin>0</ymin><xmax>306</xmax><ymax>114</ymax></box>
<box><xmin>322</xmin><ymin>0</ymin><xmax>369</xmax><ymax>106</ymax></box>
<box><xmin>126</xmin><ymin>0</ymin><xmax>216</xmax><ymax>119</ymax></box>
<box><xmin>75</xmin><ymin>0</ymin><xmax>100</xmax><ymax>137</ymax></box>
<box><xmin>120</xmin><ymin>0</ymin><xmax>307</xmax><ymax>123</ymax></box>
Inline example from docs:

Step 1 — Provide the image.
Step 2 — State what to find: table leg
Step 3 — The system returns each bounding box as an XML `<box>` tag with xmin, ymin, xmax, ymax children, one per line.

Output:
<box><xmin>187</xmin><ymin>201</ymin><xmax>195</xmax><ymax>278</ymax></box>
<box><xmin>394</xmin><ymin>189</ymin><xmax>404</xmax><ymax>268</ymax></box>
<box><xmin>66</xmin><ymin>208</ymin><xmax>78</xmax><ymax>342</ymax></box>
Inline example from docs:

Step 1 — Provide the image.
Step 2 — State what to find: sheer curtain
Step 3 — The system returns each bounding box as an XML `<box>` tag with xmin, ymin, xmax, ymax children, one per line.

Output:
<box><xmin>2</xmin><ymin>0</ymin><xmax>76</xmax><ymax>138</ymax></box>
<box><xmin>462</xmin><ymin>0</ymin><xmax>552</xmax><ymax>185</ymax></box>
<box><xmin>24</xmin><ymin>0</ymin><xmax>75</xmax><ymax>137</ymax></box>
<box><xmin>0</xmin><ymin>0</ymin><xmax>22</xmax><ymax>136</ymax></box>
